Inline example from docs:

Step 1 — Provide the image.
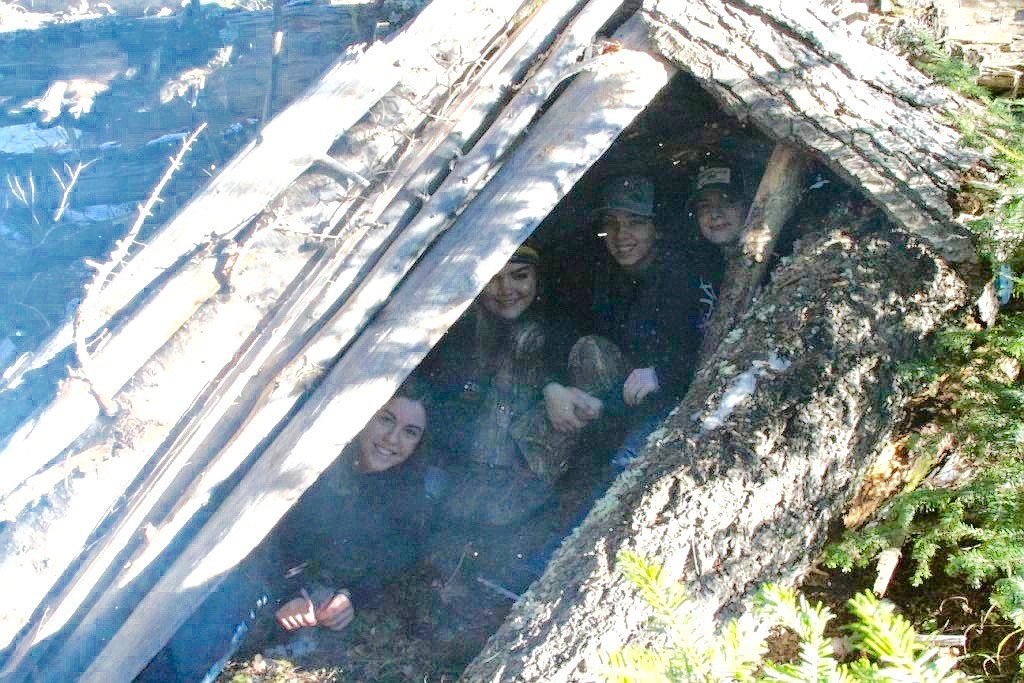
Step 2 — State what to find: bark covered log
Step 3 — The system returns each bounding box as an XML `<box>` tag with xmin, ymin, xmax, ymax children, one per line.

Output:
<box><xmin>641</xmin><ymin>0</ymin><xmax>979</xmax><ymax>264</ymax></box>
<box><xmin>463</xmin><ymin>216</ymin><xmax>968</xmax><ymax>681</ymax></box>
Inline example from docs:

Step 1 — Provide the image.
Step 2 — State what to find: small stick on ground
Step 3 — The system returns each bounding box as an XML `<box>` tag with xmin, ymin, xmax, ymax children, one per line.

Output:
<box><xmin>51</xmin><ymin>160</ymin><xmax>95</xmax><ymax>224</ymax></box>
<box><xmin>73</xmin><ymin>124</ymin><xmax>207</xmax><ymax>416</ymax></box>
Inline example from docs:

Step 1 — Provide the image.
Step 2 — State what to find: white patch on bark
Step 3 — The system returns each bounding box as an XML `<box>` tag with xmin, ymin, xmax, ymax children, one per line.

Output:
<box><xmin>701</xmin><ymin>353</ymin><xmax>791</xmax><ymax>434</ymax></box>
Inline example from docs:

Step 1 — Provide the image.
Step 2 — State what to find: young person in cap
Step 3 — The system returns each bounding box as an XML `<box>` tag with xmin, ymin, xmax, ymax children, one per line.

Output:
<box><xmin>586</xmin><ymin>174</ymin><xmax>706</xmax><ymax>466</ymax></box>
<box><xmin>422</xmin><ymin>242</ymin><xmax>624</xmax><ymax>592</ymax></box>
<box><xmin>139</xmin><ymin>379</ymin><xmax>436</xmax><ymax>682</ymax></box>
<box><xmin>272</xmin><ymin>381</ymin><xmax>434</xmax><ymax>634</ymax></box>
<box><xmin>683</xmin><ymin>158</ymin><xmax>757</xmax><ymax>337</ymax></box>
<box><xmin>690</xmin><ymin>160</ymin><xmax>750</xmax><ymax>249</ymax></box>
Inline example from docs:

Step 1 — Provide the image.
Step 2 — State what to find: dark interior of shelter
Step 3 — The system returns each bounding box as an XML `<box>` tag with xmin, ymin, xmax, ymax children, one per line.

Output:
<box><xmin>139</xmin><ymin>70</ymin><xmax>859</xmax><ymax>682</ymax></box>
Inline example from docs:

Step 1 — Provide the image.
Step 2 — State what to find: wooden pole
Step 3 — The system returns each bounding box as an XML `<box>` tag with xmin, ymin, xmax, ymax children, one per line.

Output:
<box><xmin>698</xmin><ymin>143</ymin><xmax>808</xmax><ymax>361</ymax></box>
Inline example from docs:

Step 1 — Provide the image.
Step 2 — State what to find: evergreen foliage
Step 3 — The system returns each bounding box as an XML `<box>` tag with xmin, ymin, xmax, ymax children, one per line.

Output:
<box><xmin>902</xmin><ymin>33</ymin><xmax>1024</xmax><ymax>265</ymax></box>
<box><xmin>602</xmin><ymin>552</ymin><xmax>964</xmax><ymax>683</ymax></box>
<box><xmin>824</xmin><ymin>315</ymin><xmax>1024</xmax><ymax>632</ymax></box>
<box><xmin>821</xmin><ymin>39</ymin><xmax>1024</xmax><ymax>666</ymax></box>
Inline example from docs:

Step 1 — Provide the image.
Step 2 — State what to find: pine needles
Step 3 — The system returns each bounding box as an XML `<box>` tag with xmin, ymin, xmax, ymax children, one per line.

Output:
<box><xmin>825</xmin><ymin>311</ymin><xmax>1024</xmax><ymax>634</ymax></box>
<box><xmin>602</xmin><ymin>553</ymin><xmax>964</xmax><ymax>683</ymax></box>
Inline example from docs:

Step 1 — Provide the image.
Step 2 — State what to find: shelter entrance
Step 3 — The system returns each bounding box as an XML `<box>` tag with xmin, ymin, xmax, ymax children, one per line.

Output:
<box><xmin>150</xmin><ymin>71</ymin><xmax>858</xmax><ymax>682</ymax></box>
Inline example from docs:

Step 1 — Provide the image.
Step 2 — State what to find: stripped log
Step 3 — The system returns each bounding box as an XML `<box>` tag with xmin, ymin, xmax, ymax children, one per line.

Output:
<box><xmin>0</xmin><ymin>0</ymin><xmax>528</xmax><ymax>505</ymax></box>
<box><xmin>0</xmin><ymin>254</ymin><xmax>221</xmax><ymax>501</ymax></box>
<box><xmin>641</xmin><ymin>0</ymin><xmax>979</xmax><ymax>263</ymax></box>
<box><xmin>78</xmin><ymin>16</ymin><xmax>673</xmax><ymax>682</ymax></box>
<box><xmin>0</xmin><ymin>0</ymin><xmax>537</xmax><ymax>665</ymax></box>
<box><xmin>0</xmin><ymin>0</ymin><xmax>524</xmax><ymax>393</ymax></box>
<box><xmin>698</xmin><ymin>143</ymin><xmax>809</xmax><ymax>360</ymax></box>
<box><xmin>9</xmin><ymin>0</ymin><xmax>619</xmax><ymax>676</ymax></box>
<box><xmin>0</xmin><ymin>232</ymin><xmax>311</xmax><ymax>660</ymax></box>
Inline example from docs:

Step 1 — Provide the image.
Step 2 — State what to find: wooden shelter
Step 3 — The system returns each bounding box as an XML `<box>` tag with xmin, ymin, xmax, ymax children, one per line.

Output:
<box><xmin>0</xmin><ymin>0</ymin><xmax>987</xmax><ymax>680</ymax></box>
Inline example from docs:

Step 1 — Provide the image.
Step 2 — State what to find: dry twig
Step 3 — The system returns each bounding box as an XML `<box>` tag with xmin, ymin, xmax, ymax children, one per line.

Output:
<box><xmin>51</xmin><ymin>159</ymin><xmax>95</xmax><ymax>223</ymax></box>
<box><xmin>72</xmin><ymin>124</ymin><xmax>207</xmax><ymax>416</ymax></box>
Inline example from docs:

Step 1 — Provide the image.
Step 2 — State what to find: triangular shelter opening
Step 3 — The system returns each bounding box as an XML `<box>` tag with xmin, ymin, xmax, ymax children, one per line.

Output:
<box><xmin>143</xmin><ymin>71</ymin><xmax>872</xmax><ymax>680</ymax></box>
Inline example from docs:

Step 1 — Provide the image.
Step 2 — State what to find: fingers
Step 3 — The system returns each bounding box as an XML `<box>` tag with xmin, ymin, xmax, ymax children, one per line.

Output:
<box><xmin>553</xmin><ymin>411</ymin><xmax>585</xmax><ymax>433</ymax></box>
<box><xmin>315</xmin><ymin>591</ymin><xmax>354</xmax><ymax>631</ymax></box>
<box><xmin>623</xmin><ymin>369</ymin><xmax>658</xmax><ymax>406</ymax></box>
<box><xmin>275</xmin><ymin>595</ymin><xmax>317</xmax><ymax>631</ymax></box>
<box><xmin>544</xmin><ymin>384</ymin><xmax>586</xmax><ymax>432</ymax></box>
<box><xmin>623</xmin><ymin>375</ymin><xmax>640</xmax><ymax>406</ymax></box>
<box><xmin>570</xmin><ymin>389</ymin><xmax>602</xmax><ymax>420</ymax></box>
<box><xmin>634</xmin><ymin>383</ymin><xmax>656</xmax><ymax>404</ymax></box>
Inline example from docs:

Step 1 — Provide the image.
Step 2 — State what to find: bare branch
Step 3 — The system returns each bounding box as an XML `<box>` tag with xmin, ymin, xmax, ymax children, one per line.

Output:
<box><xmin>52</xmin><ymin>159</ymin><xmax>96</xmax><ymax>223</ymax></box>
<box><xmin>72</xmin><ymin>123</ymin><xmax>207</xmax><ymax>416</ymax></box>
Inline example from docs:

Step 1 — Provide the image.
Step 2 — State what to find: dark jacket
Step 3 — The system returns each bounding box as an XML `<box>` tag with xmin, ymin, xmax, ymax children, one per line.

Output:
<box><xmin>274</xmin><ymin>443</ymin><xmax>433</xmax><ymax>607</ymax></box>
<box><xmin>590</xmin><ymin>245</ymin><xmax>707</xmax><ymax>412</ymax></box>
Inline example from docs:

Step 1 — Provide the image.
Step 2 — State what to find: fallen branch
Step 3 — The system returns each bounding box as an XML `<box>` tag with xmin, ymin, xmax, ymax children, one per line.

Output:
<box><xmin>51</xmin><ymin>160</ymin><xmax>95</xmax><ymax>224</ymax></box>
<box><xmin>72</xmin><ymin>123</ymin><xmax>207</xmax><ymax>416</ymax></box>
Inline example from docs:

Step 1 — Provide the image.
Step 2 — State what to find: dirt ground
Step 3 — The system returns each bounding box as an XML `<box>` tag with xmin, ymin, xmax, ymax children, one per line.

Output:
<box><xmin>218</xmin><ymin>562</ymin><xmax>517</xmax><ymax>683</ymax></box>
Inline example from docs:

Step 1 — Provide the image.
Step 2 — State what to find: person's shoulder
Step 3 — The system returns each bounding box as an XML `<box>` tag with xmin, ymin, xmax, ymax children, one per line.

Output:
<box><xmin>668</xmin><ymin>239</ymin><xmax>722</xmax><ymax>276</ymax></box>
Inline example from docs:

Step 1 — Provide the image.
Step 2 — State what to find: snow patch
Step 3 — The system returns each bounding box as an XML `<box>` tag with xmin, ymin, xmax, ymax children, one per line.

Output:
<box><xmin>145</xmin><ymin>130</ymin><xmax>189</xmax><ymax>147</ymax></box>
<box><xmin>701</xmin><ymin>353</ymin><xmax>791</xmax><ymax>434</ymax></box>
<box><xmin>64</xmin><ymin>202</ymin><xmax>135</xmax><ymax>223</ymax></box>
<box><xmin>0</xmin><ymin>123</ymin><xmax>80</xmax><ymax>154</ymax></box>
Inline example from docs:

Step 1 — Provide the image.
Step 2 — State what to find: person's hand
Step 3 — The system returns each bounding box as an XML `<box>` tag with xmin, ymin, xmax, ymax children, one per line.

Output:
<box><xmin>314</xmin><ymin>590</ymin><xmax>354</xmax><ymax>631</ymax></box>
<box><xmin>275</xmin><ymin>589</ymin><xmax>317</xmax><ymax>631</ymax></box>
<box><xmin>275</xmin><ymin>588</ymin><xmax>354</xmax><ymax>632</ymax></box>
<box><xmin>623</xmin><ymin>367</ymin><xmax>659</xmax><ymax>406</ymax></box>
<box><xmin>544</xmin><ymin>384</ymin><xmax>602</xmax><ymax>433</ymax></box>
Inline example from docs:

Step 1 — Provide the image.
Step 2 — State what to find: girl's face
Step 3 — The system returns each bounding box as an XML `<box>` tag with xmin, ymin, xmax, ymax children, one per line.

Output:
<box><xmin>355</xmin><ymin>397</ymin><xmax>426</xmax><ymax>473</ymax></box>
<box><xmin>695</xmin><ymin>190</ymin><xmax>746</xmax><ymax>246</ymax></box>
<box><xmin>601</xmin><ymin>209</ymin><xmax>658</xmax><ymax>272</ymax></box>
<box><xmin>480</xmin><ymin>262</ymin><xmax>538</xmax><ymax>320</ymax></box>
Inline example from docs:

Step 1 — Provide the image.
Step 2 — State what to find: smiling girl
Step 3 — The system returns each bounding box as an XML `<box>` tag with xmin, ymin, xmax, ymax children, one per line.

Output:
<box><xmin>140</xmin><ymin>380</ymin><xmax>435</xmax><ymax>682</ymax></box>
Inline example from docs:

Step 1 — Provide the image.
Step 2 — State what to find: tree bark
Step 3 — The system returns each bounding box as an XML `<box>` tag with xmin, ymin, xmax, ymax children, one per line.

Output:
<box><xmin>463</xmin><ymin>217</ymin><xmax>968</xmax><ymax>681</ymax></box>
<box><xmin>641</xmin><ymin>0</ymin><xmax>979</xmax><ymax>264</ymax></box>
